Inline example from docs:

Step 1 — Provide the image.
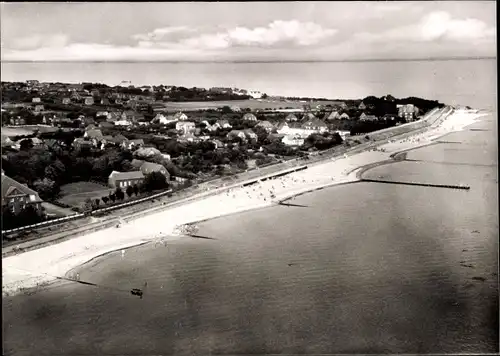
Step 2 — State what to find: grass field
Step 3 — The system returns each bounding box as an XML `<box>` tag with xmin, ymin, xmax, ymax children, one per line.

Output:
<box><xmin>2</xmin><ymin>125</ymin><xmax>59</xmax><ymax>137</ymax></box>
<box><xmin>58</xmin><ymin>182</ymin><xmax>112</xmax><ymax>208</ymax></box>
<box><xmin>157</xmin><ymin>99</ymin><xmax>344</xmax><ymax>112</ymax></box>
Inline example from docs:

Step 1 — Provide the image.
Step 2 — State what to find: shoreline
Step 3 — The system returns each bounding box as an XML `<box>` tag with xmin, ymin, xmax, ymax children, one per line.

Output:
<box><xmin>2</xmin><ymin>108</ymin><xmax>490</xmax><ymax>297</ymax></box>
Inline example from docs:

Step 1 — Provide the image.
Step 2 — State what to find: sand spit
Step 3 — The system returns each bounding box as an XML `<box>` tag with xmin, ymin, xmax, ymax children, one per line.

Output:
<box><xmin>2</xmin><ymin>109</ymin><xmax>487</xmax><ymax>296</ymax></box>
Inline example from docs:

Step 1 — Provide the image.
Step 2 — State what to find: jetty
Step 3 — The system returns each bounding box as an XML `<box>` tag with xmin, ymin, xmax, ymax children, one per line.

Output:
<box><xmin>361</xmin><ymin>179</ymin><xmax>470</xmax><ymax>190</ymax></box>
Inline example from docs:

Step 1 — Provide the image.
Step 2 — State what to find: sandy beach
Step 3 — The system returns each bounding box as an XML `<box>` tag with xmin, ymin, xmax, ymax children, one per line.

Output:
<box><xmin>2</xmin><ymin>108</ymin><xmax>488</xmax><ymax>296</ymax></box>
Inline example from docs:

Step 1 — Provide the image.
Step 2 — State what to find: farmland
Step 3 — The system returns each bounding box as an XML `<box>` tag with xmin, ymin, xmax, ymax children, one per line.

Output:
<box><xmin>2</xmin><ymin>125</ymin><xmax>59</xmax><ymax>137</ymax></box>
<box><xmin>157</xmin><ymin>99</ymin><xmax>345</xmax><ymax>112</ymax></box>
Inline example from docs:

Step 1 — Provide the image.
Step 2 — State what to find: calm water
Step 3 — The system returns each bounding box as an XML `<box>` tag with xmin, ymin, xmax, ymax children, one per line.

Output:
<box><xmin>1</xmin><ymin>59</ymin><xmax>497</xmax><ymax>109</ymax></box>
<box><xmin>3</xmin><ymin>112</ymin><xmax>498</xmax><ymax>355</ymax></box>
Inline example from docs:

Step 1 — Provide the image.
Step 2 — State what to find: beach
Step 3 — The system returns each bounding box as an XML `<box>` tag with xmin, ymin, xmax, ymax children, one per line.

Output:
<box><xmin>2</xmin><ymin>108</ymin><xmax>489</xmax><ymax>297</ymax></box>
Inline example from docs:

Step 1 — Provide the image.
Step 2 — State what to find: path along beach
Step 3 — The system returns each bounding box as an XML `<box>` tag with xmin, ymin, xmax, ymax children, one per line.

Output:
<box><xmin>2</xmin><ymin>108</ymin><xmax>489</xmax><ymax>296</ymax></box>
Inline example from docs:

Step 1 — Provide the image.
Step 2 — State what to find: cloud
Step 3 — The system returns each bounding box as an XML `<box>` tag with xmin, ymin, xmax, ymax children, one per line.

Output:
<box><xmin>132</xmin><ymin>20</ymin><xmax>338</xmax><ymax>50</ymax></box>
<box><xmin>9</xmin><ymin>33</ymin><xmax>69</xmax><ymax>50</ymax></box>
<box><xmin>131</xmin><ymin>26</ymin><xmax>196</xmax><ymax>41</ymax></box>
<box><xmin>354</xmin><ymin>11</ymin><xmax>495</xmax><ymax>43</ymax></box>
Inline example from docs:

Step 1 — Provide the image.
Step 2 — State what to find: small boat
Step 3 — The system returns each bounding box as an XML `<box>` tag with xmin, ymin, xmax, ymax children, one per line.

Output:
<box><xmin>131</xmin><ymin>288</ymin><xmax>143</xmax><ymax>298</ymax></box>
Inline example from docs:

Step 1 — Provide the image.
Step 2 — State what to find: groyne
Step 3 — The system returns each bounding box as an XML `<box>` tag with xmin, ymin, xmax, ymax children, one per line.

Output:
<box><xmin>361</xmin><ymin>179</ymin><xmax>471</xmax><ymax>190</ymax></box>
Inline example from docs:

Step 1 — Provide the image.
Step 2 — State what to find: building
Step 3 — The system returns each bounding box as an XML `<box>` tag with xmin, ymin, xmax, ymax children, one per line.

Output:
<box><xmin>242</xmin><ymin>113</ymin><xmax>258</xmax><ymax>121</ymax></box>
<box><xmin>335</xmin><ymin>130</ymin><xmax>351</xmax><ymax>140</ymax></box>
<box><xmin>324</xmin><ymin>111</ymin><xmax>341</xmax><ymax>121</ymax></box>
<box><xmin>230</xmin><ymin>105</ymin><xmax>241</xmax><ymax>113</ymax></box>
<box><xmin>175</xmin><ymin>121</ymin><xmax>196</xmax><ymax>135</ymax></box>
<box><xmin>108</xmin><ymin>171</ymin><xmax>145</xmax><ymax>189</ymax></box>
<box><xmin>285</xmin><ymin>113</ymin><xmax>299</xmax><ymax>122</ymax></box>
<box><xmin>398</xmin><ymin>104</ymin><xmax>419</xmax><ymax>121</ymax></box>
<box><xmin>32</xmin><ymin>97</ymin><xmax>41</xmax><ymax>103</ymax></box>
<box><xmin>73</xmin><ymin>137</ymin><xmax>94</xmax><ymax>150</ymax></box>
<box><xmin>122</xmin><ymin>139</ymin><xmax>144</xmax><ymax>150</ymax></box>
<box><xmin>301</xmin><ymin>118</ymin><xmax>328</xmax><ymax>133</ymax></box>
<box><xmin>84</xmin><ymin>97</ymin><xmax>94</xmax><ymax>105</ymax></box>
<box><xmin>1</xmin><ymin>173</ymin><xmax>43</xmax><ymax>215</ymax></box>
<box><xmin>282</xmin><ymin>135</ymin><xmax>305</xmax><ymax>146</ymax></box>
<box><xmin>248</xmin><ymin>90</ymin><xmax>263</xmax><ymax>99</ymax></box>
<box><xmin>171</xmin><ymin>112</ymin><xmax>188</xmax><ymax>121</ymax></box>
<box><xmin>339</xmin><ymin>113</ymin><xmax>350</xmax><ymax>120</ymax></box>
<box><xmin>227</xmin><ymin>130</ymin><xmax>247</xmax><ymax>142</ymax></box>
<box><xmin>34</xmin><ymin>105</ymin><xmax>45</xmax><ymax>113</ymax></box>
<box><xmin>215</xmin><ymin>119</ymin><xmax>232</xmax><ymax>129</ymax></box>
<box><xmin>101</xmin><ymin>98</ymin><xmax>110</xmax><ymax>105</ymax></box>
<box><xmin>359</xmin><ymin>113</ymin><xmax>378</xmax><ymax>121</ymax></box>
<box><xmin>256</xmin><ymin>120</ymin><xmax>275</xmax><ymax>133</ymax></box>
<box><xmin>358</xmin><ymin>102</ymin><xmax>367</xmax><ymax>110</ymax></box>
<box><xmin>114</xmin><ymin>119</ymin><xmax>133</xmax><ymax>127</ymax></box>
<box><xmin>62</xmin><ymin>98</ymin><xmax>71</xmax><ymax>105</ymax></box>
<box><xmin>139</xmin><ymin>162</ymin><xmax>170</xmax><ymax>179</ymax></box>
<box><xmin>84</xmin><ymin>129</ymin><xmax>104</xmax><ymax>139</ymax></box>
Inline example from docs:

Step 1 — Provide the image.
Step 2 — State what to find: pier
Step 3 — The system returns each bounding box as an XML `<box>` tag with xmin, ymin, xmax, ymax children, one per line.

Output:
<box><xmin>361</xmin><ymin>179</ymin><xmax>470</xmax><ymax>190</ymax></box>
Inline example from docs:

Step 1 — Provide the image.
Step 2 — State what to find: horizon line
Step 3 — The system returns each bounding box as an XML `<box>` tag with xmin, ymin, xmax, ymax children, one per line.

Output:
<box><xmin>1</xmin><ymin>56</ymin><xmax>496</xmax><ymax>64</ymax></box>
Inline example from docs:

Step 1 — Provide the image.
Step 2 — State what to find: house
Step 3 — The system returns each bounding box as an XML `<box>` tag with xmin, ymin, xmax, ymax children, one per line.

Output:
<box><xmin>107</xmin><ymin>134</ymin><xmax>128</xmax><ymax>146</ymax></box>
<box><xmin>358</xmin><ymin>102</ymin><xmax>367</xmax><ymax>110</ymax></box>
<box><xmin>31</xmin><ymin>137</ymin><xmax>45</xmax><ymax>147</ymax></box>
<box><xmin>215</xmin><ymin>119</ymin><xmax>232</xmax><ymax>129</ymax></box>
<box><xmin>335</xmin><ymin>130</ymin><xmax>351</xmax><ymax>140</ymax></box>
<box><xmin>91</xmin><ymin>89</ymin><xmax>100</xmax><ymax>97</ymax></box>
<box><xmin>227</xmin><ymin>130</ymin><xmax>247</xmax><ymax>142</ymax></box>
<box><xmin>114</xmin><ymin>119</ymin><xmax>133</xmax><ymax>127</ymax></box>
<box><xmin>382</xmin><ymin>114</ymin><xmax>397</xmax><ymax>121</ymax></box>
<box><xmin>171</xmin><ymin>112</ymin><xmax>188</xmax><ymax>121</ymax></box>
<box><xmin>96</xmin><ymin>111</ymin><xmax>109</xmax><ymax>118</ymax></box>
<box><xmin>84</xmin><ymin>97</ymin><xmax>94</xmax><ymax>106</ymax></box>
<box><xmin>285</xmin><ymin>113</ymin><xmax>299</xmax><ymax>122</ymax></box>
<box><xmin>175</xmin><ymin>121</ymin><xmax>196</xmax><ymax>135</ymax></box>
<box><xmin>101</xmin><ymin>98</ymin><xmax>110</xmax><ymax>105</ymax></box>
<box><xmin>210</xmin><ymin>139</ymin><xmax>225</xmax><ymax>149</ymax></box>
<box><xmin>99</xmin><ymin>121</ymin><xmax>115</xmax><ymax>129</ymax></box>
<box><xmin>302</xmin><ymin>118</ymin><xmax>328</xmax><ymax>133</ymax></box>
<box><xmin>84</xmin><ymin>129</ymin><xmax>104</xmax><ymax>139</ymax></box>
<box><xmin>139</xmin><ymin>162</ymin><xmax>170</xmax><ymax>179</ymax></box>
<box><xmin>73</xmin><ymin>137</ymin><xmax>94</xmax><ymax>150</ymax></box>
<box><xmin>70</xmin><ymin>91</ymin><xmax>82</xmax><ymax>100</ymax></box>
<box><xmin>324</xmin><ymin>111</ymin><xmax>340</xmax><ymax>121</ymax></box>
<box><xmin>32</xmin><ymin>97</ymin><xmax>41</xmax><ymax>103</ymax></box>
<box><xmin>256</xmin><ymin>120</ymin><xmax>275</xmax><ymax>133</ymax></box>
<box><xmin>62</xmin><ymin>98</ymin><xmax>71</xmax><ymax>105</ymax></box>
<box><xmin>154</xmin><ymin>113</ymin><xmax>171</xmax><ymax>125</ymax></box>
<box><xmin>243</xmin><ymin>129</ymin><xmax>258</xmax><ymax>142</ymax></box>
<box><xmin>231</xmin><ymin>105</ymin><xmax>241</xmax><ymax>112</ymax></box>
<box><xmin>248</xmin><ymin>90</ymin><xmax>263</xmax><ymax>99</ymax></box>
<box><xmin>398</xmin><ymin>104</ymin><xmax>419</xmax><ymax>121</ymax></box>
<box><xmin>282</xmin><ymin>135</ymin><xmax>305</xmax><ymax>146</ymax></box>
<box><xmin>34</xmin><ymin>105</ymin><xmax>45</xmax><ymax>112</ymax></box>
<box><xmin>359</xmin><ymin>113</ymin><xmax>378</xmax><ymax>121</ymax></box>
<box><xmin>339</xmin><ymin>113</ymin><xmax>350</xmax><ymax>120</ymax></box>
<box><xmin>1</xmin><ymin>173</ymin><xmax>43</xmax><ymax>215</ymax></box>
<box><xmin>177</xmin><ymin>133</ymin><xmax>200</xmax><ymax>143</ymax></box>
<box><xmin>242</xmin><ymin>113</ymin><xmax>258</xmax><ymax>121</ymax></box>
<box><xmin>301</xmin><ymin>112</ymin><xmax>317</xmax><ymax>121</ymax></box>
<box><xmin>122</xmin><ymin>139</ymin><xmax>144</xmax><ymax>150</ymax></box>
<box><xmin>108</xmin><ymin>171</ymin><xmax>145</xmax><ymax>189</ymax></box>
<box><xmin>106</xmin><ymin>111</ymin><xmax>121</xmax><ymax>123</ymax></box>
<box><xmin>131</xmin><ymin>159</ymin><xmax>145</xmax><ymax>169</ymax></box>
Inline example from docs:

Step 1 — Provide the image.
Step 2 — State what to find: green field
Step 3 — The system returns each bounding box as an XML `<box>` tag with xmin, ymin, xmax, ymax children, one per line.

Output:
<box><xmin>58</xmin><ymin>182</ymin><xmax>112</xmax><ymax>208</ymax></box>
<box><xmin>157</xmin><ymin>99</ymin><xmax>344</xmax><ymax>112</ymax></box>
<box><xmin>2</xmin><ymin>125</ymin><xmax>59</xmax><ymax>137</ymax></box>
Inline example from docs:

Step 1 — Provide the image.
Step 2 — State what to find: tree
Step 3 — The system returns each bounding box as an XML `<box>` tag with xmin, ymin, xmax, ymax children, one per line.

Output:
<box><xmin>17</xmin><ymin>205</ymin><xmax>43</xmax><ymax>226</ymax></box>
<box><xmin>115</xmin><ymin>187</ymin><xmax>125</xmax><ymax>201</ymax></box>
<box><xmin>20</xmin><ymin>138</ymin><xmax>34</xmax><ymax>151</ymax></box>
<box><xmin>94</xmin><ymin>199</ymin><xmax>100</xmax><ymax>209</ymax></box>
<box><xmin>33</xmin><ymin>178</ymin><xmax>59</xmax><ymax>200</ymax></box>
<box><xmin>102</xmin><ymin>196</ymin><xmax>109</xmax><ymax>204</ymax></box>
<box><xmin>109</xmin><ymin>192</ymin><xmax>116</xmax><ymax>203</ymax></box>
<box><xmin>133</xmin><ymin>184</ymin><xmax>139</xmax><ymax>196</ymax></box>
<box><xmin>143</xmin><ymin>171</ymin><xmax>169</xmax><ymax>192</ymax></box>
<box><xmin>126</xmin><ymin>185</ymin><xmax>134</xmax><ymax>198</ymax></box>
<box><xmin>83</xmin><ymin>198</ymin><xmax>94</xmax><ymax>211</ymax></box>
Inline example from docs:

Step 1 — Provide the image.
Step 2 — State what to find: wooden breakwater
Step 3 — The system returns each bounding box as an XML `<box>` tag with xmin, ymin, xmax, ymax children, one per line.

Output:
<box><xmin>361</xmin><ymin>179</ymin><xmax>470</xmax><ymax>190</ymax></box>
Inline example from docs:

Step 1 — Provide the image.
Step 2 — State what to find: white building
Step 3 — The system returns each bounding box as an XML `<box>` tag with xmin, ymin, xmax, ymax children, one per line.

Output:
<box><xmin>248</xmin><ymin>90</ymin><xmax>263</xmax><ymax>99</ymax></box>
<box><xmin>282</xmin><ymin>135</ymin><xmax>305</xmax><ymax>146</ymax></box>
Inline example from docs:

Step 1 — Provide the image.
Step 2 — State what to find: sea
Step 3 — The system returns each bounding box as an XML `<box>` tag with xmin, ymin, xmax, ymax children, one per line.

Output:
<box><xmin>2</xmin><ymin>59</ymin><xmax>498</xmax><ymax>355</ymax></box>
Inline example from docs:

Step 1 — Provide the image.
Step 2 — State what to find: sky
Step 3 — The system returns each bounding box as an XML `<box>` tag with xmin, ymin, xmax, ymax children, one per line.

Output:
<box><xmin>0</xmin><ymin>1</ymin><xmax>496</xmax><ymax>62</ymax></box>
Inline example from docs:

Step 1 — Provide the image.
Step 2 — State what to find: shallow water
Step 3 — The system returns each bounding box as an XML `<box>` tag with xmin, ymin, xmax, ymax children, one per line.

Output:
<box><xmin>3</xmin><ymin>116</ymin><xmax>498</xmax><ymax>355</ymax></box>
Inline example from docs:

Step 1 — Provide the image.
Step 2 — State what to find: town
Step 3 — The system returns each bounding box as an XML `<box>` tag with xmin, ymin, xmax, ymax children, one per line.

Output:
<box><xmin>1</xmin><ymin>80</ymin><xmax>444</xmax><ymax>231</ymax></box>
